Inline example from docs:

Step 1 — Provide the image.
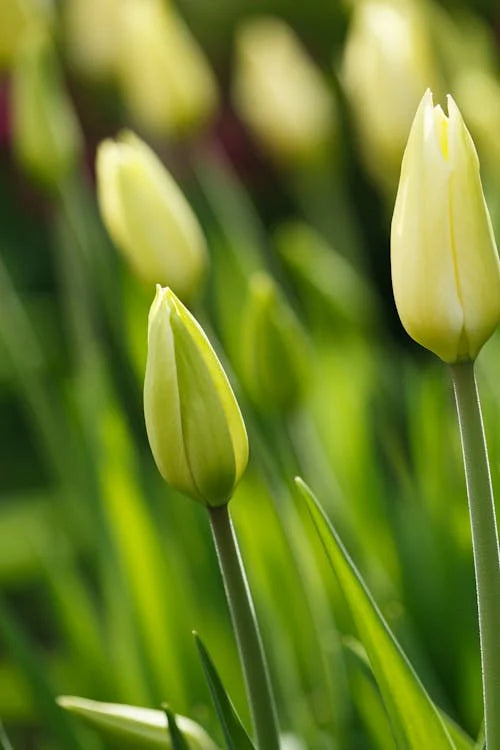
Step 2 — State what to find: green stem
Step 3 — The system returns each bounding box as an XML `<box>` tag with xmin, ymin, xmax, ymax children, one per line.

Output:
<box><xmin>450</xmin><ymin>361</ymin><xmax>500</xmax><ymax>750</ymax></box>
<box><xmin>208</xmin><ymin>504</ymin><xmax>280</xmax><ymax>750</ymax></box>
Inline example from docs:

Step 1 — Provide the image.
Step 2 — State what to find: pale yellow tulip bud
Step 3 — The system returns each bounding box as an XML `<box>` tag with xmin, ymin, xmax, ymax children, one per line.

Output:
<box><xmin>391</xmin><ymin>90</ymin><xmax>500</xmax><ymax>362</ymax></box>
<box><xmin>11</xmin><ymin>31</ymin><xmax>82</xmax><ymax>188</ymax></box>
<box><xmin>96</xmin><ymin>132</ymin><xmax>207</xmax><ymax>301</ymax></box>
<box><xmin>233</xmin><ymin>17</ymin><xmax>336</xmax><ymax>166</ymax></box>
<box><xmin>144</xmin><ymin>287</ymin><xmax>249</xmax><ymax>507</ymax></box>
<box><xmin>118</xmin><ymin>0</ymin><xmax>218</xmax><ymax>137</ymax></box>
<box><xmin>342</xmin><ymin>0</ymin><xmax>436</xmax><ymax>194</ymax></box>
<box><xmin>454</xmin><ymin>70</ymin><xmax>500</xmax><ymax>171</ymax></box>
<box><xmin>63</xmin><ymin>0</ymin><xmax>121</xmax><ymax>81</ymax></box>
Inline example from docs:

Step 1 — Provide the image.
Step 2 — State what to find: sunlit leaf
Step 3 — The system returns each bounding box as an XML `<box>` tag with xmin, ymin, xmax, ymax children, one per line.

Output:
<box><xmin>57</xmin><ymin>696</ymin><xmax>219</xmax><ymax>750</ymax></box>
<box><xmin>296</xmin><ymin>477</ymin><xmax>458</xmax><ymax>750</ymax></box>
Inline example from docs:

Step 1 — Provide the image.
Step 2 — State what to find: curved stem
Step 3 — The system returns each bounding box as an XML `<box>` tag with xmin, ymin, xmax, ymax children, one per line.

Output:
<box><xmin>208</xmin><ymin>504</ymin><xmax>280</xmax><ymax>750</ymax></box>
<box><xmin>450</xmin><ymin>361</ymin><xmax>500</xmax><ymax>750</ymax></box>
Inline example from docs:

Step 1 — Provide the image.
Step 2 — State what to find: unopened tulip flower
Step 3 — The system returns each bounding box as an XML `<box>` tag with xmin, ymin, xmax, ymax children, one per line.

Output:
<box><xmin>242</xmin><ymin>272</ymin><xmax>308</xmax><ymax>413</ymax></box>
<box><xmin>233</xmin><ymin>17</ymin><xmax>336</xmax><ymax>165</ymax></box>
<box><xmin>342</xmin><ymin>0</ymin><xmax>436</xmax><ymax>194</ymax></box>
<box><xmin>391</xmin><ymin>90</ymin><xmax>500</xmax><ymax>362</ymax></box>
<box><xmin>118</xmin><ymin>0</ymin><xmax>218</xmax><ymax>137</ymax></box>
<box><xmin>11</xmin><ymin>32</ymin><xmax>82</xmax><ymax>188</ymax></box>
<box><xmin>97</xmin><ymin>132</ymin><xmax>207</xmax><ymax>301</ymax></box>
<box><xmin>0</xmin><ymin>0</ymin><xmax>53</xmax><ymax>70</ymax></box>
<box><xmin>144</xmin><ymin>286</ymin><xmax>249</xmax><ymax>507</ymax></box>
<box><xmin>63</xmin><ymin>0</ymin><xmax>121</xmax><ymax>81</ymax></box>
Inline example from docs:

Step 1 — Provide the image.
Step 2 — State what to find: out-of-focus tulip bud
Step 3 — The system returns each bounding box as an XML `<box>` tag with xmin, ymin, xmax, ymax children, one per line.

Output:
<box><xmin>454</xmin><ymin>70</ymin><xmax>500</xmax><ymax>172</ymax></box>
<box><xmin>233</xmin><ymin>17</ymin><xmax>336</xmax><ymax>166</ymax></box>
<box><xmin>391</xmin><ymin>90</ymin><xmax>500</xmax><ymax>362</ymax></box>
<box><xmin>0</xmin><ymin>0</ymin><xmax>53</xmax><ymax>70</ymax></box>
<box><xmin>241</xmin><ymin>272</ymin><xmax>308</xmax><ymax>413</ymax></box>
<box><xmin>96</xmin><ymin>132</ymin><xmax>207</xmax><ymax>301</ymax></box>
<box><xmin>10</xmin><ymin>31</ymin><xmax>82</xmax><ymax>188</ymax></box>
<box><xmin>144</xmin><ymin>286</ymin><xmax>249</xmax><ymax>507</ymax></box>
<box><xmin>57</xmin><ymin>696</ymin><xmax>219</xmax><ymax>749</ymax></box>
<box><xmin>342</xmin><ymin>0</ymin><xmax>437</xmax><ymax>195</ymax></box>
<box><xmin>63</xmin><ymin>0</ymin><xmax>121</xmax><ymax>81</ymax></box>
<box><xmin>118</xmin><ymin>0</ymin><xmax>218</xmax><ymax>137</ymax></box>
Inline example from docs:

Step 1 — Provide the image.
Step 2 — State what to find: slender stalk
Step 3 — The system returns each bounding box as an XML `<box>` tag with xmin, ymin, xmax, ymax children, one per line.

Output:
<box><xmin>450</xmin><ymin>361</ymin><xmax>500</xmax><ymax>750</ymax></box>
<box><xmin>208</xmin><ymin>504</ymin><xmax>280</xmax><ymax>750</ymax></box>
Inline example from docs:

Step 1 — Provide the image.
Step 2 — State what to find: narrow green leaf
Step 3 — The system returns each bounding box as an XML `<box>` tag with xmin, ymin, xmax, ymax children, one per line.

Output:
<box><xmin>295</xmin><ymin>477</ymin><xmax>457</xmax><ymax>750</ymax></box>
<box><xmin>344</xmin><ymin>638</ymin><xmax>474</xmax><ymax>750</ymax></box>
<box><xmin>163</xmin><ymin>706</ymin><xmax>191</xmax><ymax>750</ymax></box>
<box><xmin>442</xmin><ymin>716</ymin><xmax>475</xmax><ymax>750</ymax></box>
<box><xmin>0</xmin><ymin>722</ymin><xmax>13</xmax><ymax>750</ymax></box>
<box><xmin>57</xmin><ymin>696</ymin><xmax>219</xmax><ymax>750</ymax></box>
<box><xmin>193</xmin><ymin>633</ymin><xmax>255</xmax><ymax>750</ymax></box>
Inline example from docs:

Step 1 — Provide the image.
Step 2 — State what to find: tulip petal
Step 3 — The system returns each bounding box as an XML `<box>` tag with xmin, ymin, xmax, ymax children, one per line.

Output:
<box><xmin>447</xmin><ymin>95</ymin><xmax>500</xmax><ymax>359</ymax></box>
<box><xmin>144</xmin><ymin>287</ymin><xmax>195</xmax><ymax>497</ymax></box>
<box><xmin>391</xmin><ymin>90</ymin><xmax>464</xmax><ymax>362</ymax></box>
<box><xmin>167</xmin><ymin>292</ymin><xmax>240</xmax><ymax>505</ymax></box>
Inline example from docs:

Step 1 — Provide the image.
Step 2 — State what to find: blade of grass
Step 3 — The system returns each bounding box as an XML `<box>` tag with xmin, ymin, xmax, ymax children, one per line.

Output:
<box><xmin>163</xmin><ymin>706</ymin><xmax>191</xmax><ymax>750</ymax></box>
<box><xmin>194</xmin><ymin>633</ymin><xmax>255</xmax><ymax>750</ymax></box>
<box><xmin>295</xmin><ymin>477</ymin><xmax>457</xmax><ymax>750</ymax></box>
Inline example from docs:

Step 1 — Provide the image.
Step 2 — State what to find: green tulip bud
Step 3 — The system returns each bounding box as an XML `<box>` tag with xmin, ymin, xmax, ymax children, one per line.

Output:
<box><xmin>241</xmin><ymin>272</ymin><xmax>308</xmax><ymax>414</ymax></box>
<box><xmin>391</xmin><ymin>90</ymin><xmax>500</xmax><ymax>362</ymax></box>
<box><xmin>11</xmin><ymin>31</ymin><xmax>82</xmax><ymax>188</ymax></box>
<box><xmin>0</xmin><ymin>0</ymin><xmax>53</xmax><ymax>70</ymax></box>
<box><xmin>232</xmin><ymin>17</ymin><xmax>336</xmax><ymax>166</ymax></box>
<box><xmin>57</xmin><ymin>696</ymin><xmax>219</xmax><ymax>749</ymax></box>
<box><xmin>96</xmin><ymin>132</ymin><xmax>207</xmax><ymax>302</ymax></box>
<box><xmin>144</xmin><ymin>286</ymin><xmax>249</xmax><ymax>507</ymax></box>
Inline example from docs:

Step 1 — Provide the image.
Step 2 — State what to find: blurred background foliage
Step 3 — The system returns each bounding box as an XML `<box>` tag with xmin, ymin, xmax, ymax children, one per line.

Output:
<box><xmin>1</xmin><ymin>0</ymin><xmax>500</xmax><ymax>747</ymax></box>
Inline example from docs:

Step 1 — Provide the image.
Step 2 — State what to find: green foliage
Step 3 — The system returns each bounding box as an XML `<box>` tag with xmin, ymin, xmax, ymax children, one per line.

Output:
<box><xmin>1</xmin><ymin>1</ymin><xmax>498</xmax><ymax>747</ymax></box>
<box><xmin>194</xmin><ymin>634</ymin><xmax>255</xmax><ymax>750</ymax></box>
<box><xmin>295</xmin><ymin>478</ymin><xmax>457</xmax><ymax>750</ymax></box>
<box><xmin>164</xmin><ymin>707</ymin><xmax>192</xmax><ymax>750</ymax></box>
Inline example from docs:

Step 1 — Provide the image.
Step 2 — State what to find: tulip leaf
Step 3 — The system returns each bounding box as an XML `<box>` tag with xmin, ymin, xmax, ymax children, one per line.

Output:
<box><xmin>295</xmin><ymin>478</ymin><xmax>457</xmax><ymax>750</ymax></box>
<box><xmin>163</xmin><ymin>706</ymin><xmax>191</xmax><ymax>750</ymax></box>
<box><xmin>344</xmin><ymin>638</ymin><xmax>474</xmax><ymax>750</ymax></box>
<box><xmin>194</xmin><ymin>633</ymin><xmax>255</xmax><ymax>750</ymax></box>
<box><xmin>57</xmin><ymin>696</ymin><xmax>219</xmax><ymax>749</ymax></box>
<box><xmin>0</xmin><ymin>722</ymin><xmax>13</xmax><ymax>750</ymax></box>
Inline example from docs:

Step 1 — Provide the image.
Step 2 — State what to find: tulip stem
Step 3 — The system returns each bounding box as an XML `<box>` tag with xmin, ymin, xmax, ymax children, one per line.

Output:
<box><xmin>208</xmin><ymin>503</ymin><xmax>280</xmax><ymax>750</ymax></box>
<box><xmin>450</xmin><ymin>361</ymin><xmax>500</xmax><ymax>750</ymax></box>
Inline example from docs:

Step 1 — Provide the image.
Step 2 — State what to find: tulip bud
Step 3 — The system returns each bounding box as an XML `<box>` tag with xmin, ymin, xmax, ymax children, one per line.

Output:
<box><xmin>96</xmin><ymin>131</ymin><xmax>207</xmax><ymax>301</ymax></box>
<box><xmin>342</xmin><ymin>0</ymin><xmax>437</xmax><ymax>195</ymax></box>
<box><xmin>0</xmin><ymin>0</ymin><xmax>53</xmax><ymax>70</ymax></box>
<box><xmin>63</xmin><ymin>0</ymin><xmax>121</xmax><ymax>81</ymax></box>
<box><xmin>391</xmin><ymin>90</ymin><xmax>500</xmax><ymax>362</ymax></box>
<box><xmin>144</xmin><ymin>286</ymin><xmax>249</xmax><ymax>507</ymax></box>
<box><xmin>454</xmin><ymin>70</ymin><xmax>500</xmax><ymax>172</ymax></box>
<box><xmin>118</xmin><ymin>0</ymin><xmax>218</xmax><ymax>137</ymax></box>
<box><xmin>232</xmin><ymin>17</ymin><xmax>336</xmax><ymax>166</ymax></box>
<box><xmin>11</xmin><ymin>31</ymin><xmax>82</xmax><ymax>188</ymax></box>
<box><xmin>241</xmin><ymin>272</ymin><xmax>308</xmax><ymax>413</ymax></box>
